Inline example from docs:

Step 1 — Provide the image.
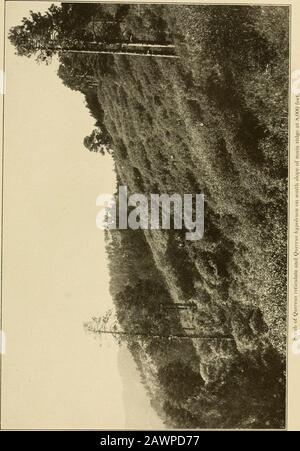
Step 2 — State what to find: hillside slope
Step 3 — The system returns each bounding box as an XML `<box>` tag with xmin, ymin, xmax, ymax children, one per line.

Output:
<box><xmin>97</xmin><ymin>5</ymin><xmax>288</xmax><ymax>353</ymax></box>
<box><xmin>57</xmin><ymin>4</ymin><xmax>288</xmax><ymax>428</ymax></box>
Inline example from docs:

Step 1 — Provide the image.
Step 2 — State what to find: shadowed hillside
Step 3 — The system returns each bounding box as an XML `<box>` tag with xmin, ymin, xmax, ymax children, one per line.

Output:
<box><xmin>61</xmin><ymin>4</ymin><xmax>289</xmax><ymax>429</ymax></box>
<box><xmin>9</xmin><ymin>3</ymin><xmax>289</xmax><ymax>429</ymax></box>
<box><xmin>98</xmin><ymin>5</ymin><xmax>287</xmax><ymax>429</ymax></box>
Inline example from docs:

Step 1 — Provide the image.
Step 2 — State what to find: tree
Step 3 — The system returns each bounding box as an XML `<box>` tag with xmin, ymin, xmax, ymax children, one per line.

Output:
<box><xmin>8</xmin><ymin>5</ymin><xmax>65</xmax><ymax>63</ymax></box>
<box><xmin>57</xmin><ymin>53</ymin><xmax>98</xmax><ymax>92</ymax></box>
<box><xmin>84</xmin><ymin>305</ymin><xmax>234</xmax><ymax>349</ymax></box>
<box><xmin>8</xmin><ymin>4</ymin><xmax>95</xmax><ymax>63</ymax></box>
<box><xmin>84</xmin><ymin>309</ymin><xmax>124</xmax><ymax>345</ymax></box>
<box><xmin>9</xmin><ymin>3</ymin><xmax>177</xmax><ymax>66</ymax></box>
<box><xmin>83</xmin><ymin>128</ymin><xmax>111</xmax><ymax>155</ymax></box>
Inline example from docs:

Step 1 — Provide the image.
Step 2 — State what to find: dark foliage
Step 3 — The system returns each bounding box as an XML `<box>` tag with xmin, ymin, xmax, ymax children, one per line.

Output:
<box><xmin>9</xmin><ymin>3</ymin><xmax>288</xmax><ymax>429</ymax></box>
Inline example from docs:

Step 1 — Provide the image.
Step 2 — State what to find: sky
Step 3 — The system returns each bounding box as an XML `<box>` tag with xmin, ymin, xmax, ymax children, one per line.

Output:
<box><xmin>2</xmin><ymin>1</ymin><xmax>163</xmax><ymax>429</ymax></box>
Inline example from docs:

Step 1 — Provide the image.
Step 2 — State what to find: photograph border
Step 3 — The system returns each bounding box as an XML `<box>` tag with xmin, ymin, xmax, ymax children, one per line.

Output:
<box><xmin>0</xmin><ymin>0</ymin><xmax>294</xmax><ymax>431</ymax></box>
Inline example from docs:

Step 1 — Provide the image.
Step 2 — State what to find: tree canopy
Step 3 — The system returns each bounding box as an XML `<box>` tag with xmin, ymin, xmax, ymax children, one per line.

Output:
<box><xmin>8</xmin><ymin>4</ymin><xmax>96</xmax><ymax>63</ymax></box>
<box><xmin>83</xmin><ymin>128</ymin><xmax>111</xmax><ymax>155</ymax></box>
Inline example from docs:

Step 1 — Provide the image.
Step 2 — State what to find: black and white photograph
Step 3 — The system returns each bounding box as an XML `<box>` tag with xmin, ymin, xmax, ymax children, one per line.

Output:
<box><xmin>0</xmin><ymin>0</ymin><xmax>294</xmax><ymax>432</ymax></box>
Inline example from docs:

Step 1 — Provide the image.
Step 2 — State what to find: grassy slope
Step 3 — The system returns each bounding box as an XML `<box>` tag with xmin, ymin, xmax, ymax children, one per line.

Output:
<box><xmin>93</xmin><ymin>5</ymin><xmax>288</xmax><ymax>427</ymax></box>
